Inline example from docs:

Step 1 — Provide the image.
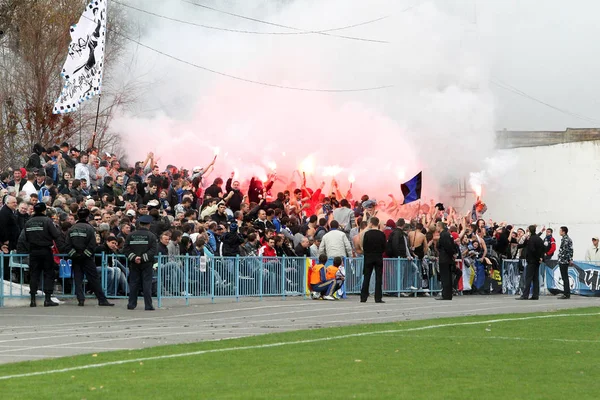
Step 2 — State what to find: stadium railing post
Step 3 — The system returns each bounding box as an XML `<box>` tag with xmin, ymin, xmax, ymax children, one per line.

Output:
<box><xmin>259</xmin><ymin>257</ymin><xmax>264</xmax><ymax>300</ymax></box>
<box><xmin>157</xmin><ymin>255</ymin><xmax>162</xmax><ymax>308</ymax></box>
<box><xmin>302</xmin><ymin>256</ymin><xmax>307</xmax><ymax>299</ymax></box>
<box><xmin>281</xmin><ymin>257</ymin><xmax>286</xmax><ymax>300</ymax></box>
<box><xmin>235</xmin><ymin>256</ymin><xmax>240</xmax><ymax>302</ymax></box>
<box><xmin>185</xmin><ymin>255</ymin><xmax>190</xmax><ymax>306</ymax></box>
<box><xmin>210</xmin><ymin>257</ymin><xmax>215</xmax><ymax>303</ymax></box>
<box><xmin>396</xmin><ymin>258</ymin><xmax>402</xmax><ymax>297</ymax></box>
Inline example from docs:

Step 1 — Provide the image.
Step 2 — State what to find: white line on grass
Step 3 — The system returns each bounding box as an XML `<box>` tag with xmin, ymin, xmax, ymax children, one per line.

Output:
<box><xmin>1</xmin><ymin>311</ymin><xmax>598</xmax><ymax>381</ymax></box>
<box><xmin>374</xmin><ymin>334</ymin><xmax>600</xmax><ymax>344</ymax></box>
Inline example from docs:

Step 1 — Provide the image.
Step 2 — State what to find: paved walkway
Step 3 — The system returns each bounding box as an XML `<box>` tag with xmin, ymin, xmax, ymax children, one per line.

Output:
<box><xmin>0</xmin><ymin>295</ymin><xmax>598</xmax><ymax>364</ymax></box>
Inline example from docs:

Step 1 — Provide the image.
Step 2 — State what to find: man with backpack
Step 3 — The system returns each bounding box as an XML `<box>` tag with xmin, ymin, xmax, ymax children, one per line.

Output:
<box><xmin>386</xmin><ymin>219</ymin><xmax>412</xmax><ymax>259</ymax></box>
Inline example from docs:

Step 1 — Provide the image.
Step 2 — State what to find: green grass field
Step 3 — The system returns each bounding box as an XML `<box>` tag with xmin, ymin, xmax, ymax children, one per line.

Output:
<box><xmin>2</xmin><ymin>307</ymin><xmax>600</xmax><ymax>399</ymax></box>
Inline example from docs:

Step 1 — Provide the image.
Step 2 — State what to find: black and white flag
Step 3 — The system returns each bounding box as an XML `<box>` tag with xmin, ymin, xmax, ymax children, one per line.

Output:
<box><xmin>53</xmin><ymin>0</ymin><xmax>107</xmax><ymax>114</ymax></box>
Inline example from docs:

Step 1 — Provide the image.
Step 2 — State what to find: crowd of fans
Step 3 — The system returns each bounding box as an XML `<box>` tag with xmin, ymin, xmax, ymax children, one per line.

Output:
<box><xmin>1</xmin><ymin>142</ymin><xmax>597</xmax><ymax>298</ymax></box>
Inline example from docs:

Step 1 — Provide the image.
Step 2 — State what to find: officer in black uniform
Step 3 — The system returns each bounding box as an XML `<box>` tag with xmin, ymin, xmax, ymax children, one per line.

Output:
<box><xmin>17</xmin><ymin>202</ymin><xmax>62</xmax><ymax>307</ymax></box>
<box><xmin>436</xmin><ymin>221</ymin><xmax>457</xmax><ymax>300</ymax></box>
<box><xmin>124</xmin><ymin>214</ymin><xmax>158</xmax><ymax>310</ymax></box>
<box><xmin>65</xmin><ymin>208</ymin><xmax>114</xmax><ymax>307</ymax></box>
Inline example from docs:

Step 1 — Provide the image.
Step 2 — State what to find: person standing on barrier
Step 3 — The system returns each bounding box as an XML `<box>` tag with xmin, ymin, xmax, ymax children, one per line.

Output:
<box><xmin>361</xmin><ymin>217</ymin><xmax>387</xmax><ymax>303</ymax></box>
<box><xmin>436</xmin><ymin>222</ymin><xmax>456</xmax><ymax>301</ymax></box>
<box><xmin>65</xmin><ymin>208</ymin><xmax>114</xmax><ymax>307</ymax></box>
<box><xmin>557</xmin><ymin>226</ymin><xmax>574</xmax><ymax>300</ymax></box>
<box><xmin>124</xmin><ymin>214</ymin><xmax>158</xmax><ymax>310</ymax></box>
<box><xmin>516</xmin><ymin>225</ymin><xmax>545</xmax><ymax>301</ymax></box>
<box><xmin>17</xmin><ymin>202</ymin><xmax>62</xmax><ymax>307</ymax></box>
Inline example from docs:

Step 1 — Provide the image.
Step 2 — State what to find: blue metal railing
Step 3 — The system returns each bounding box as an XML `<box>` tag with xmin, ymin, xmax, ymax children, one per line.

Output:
<box><xmin>1</xmin><ymin>253</ymin><xmax>490</xmax><ymax>307</ymax></box>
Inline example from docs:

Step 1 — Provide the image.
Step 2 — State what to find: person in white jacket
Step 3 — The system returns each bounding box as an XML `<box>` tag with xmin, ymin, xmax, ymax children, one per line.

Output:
<box><xmin>584</xmin><ymin>237</ymin><xmax>600</xmax><ymax>263</ymax></box>
<box><xmin>318</xmin><ymin>220</ymin><xmax>353</xmax><ymax>258</ymax></box>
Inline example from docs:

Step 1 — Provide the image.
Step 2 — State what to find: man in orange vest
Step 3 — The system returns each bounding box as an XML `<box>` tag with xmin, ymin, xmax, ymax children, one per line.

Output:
<box><xmin>310</xmin><ymin>254</ymin><xmax>336</xmax><ymax>300</ymax></box>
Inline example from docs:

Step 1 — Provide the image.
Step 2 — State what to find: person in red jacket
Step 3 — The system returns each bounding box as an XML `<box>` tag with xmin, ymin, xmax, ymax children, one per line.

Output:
<box><xmin>258</xmin><ymin>237</ymin><xmax>277</xmax><ymax>257</ymax></box>
<box><xmin>543</xmin><ymin>228</ymin><xmax>556</xmax><ymax>263</ymax></box>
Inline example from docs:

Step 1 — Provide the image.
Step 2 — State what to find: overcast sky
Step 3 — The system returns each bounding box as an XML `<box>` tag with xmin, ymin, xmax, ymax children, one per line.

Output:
<box><xmin>437</xmin><ymin>0</ymin><xmax>600</xmax><ymax>131</ymax></box>
<box><xmin>118</xmin><ymin>0</ymin><xmax>600</xmax><ymax>132</ymax></box>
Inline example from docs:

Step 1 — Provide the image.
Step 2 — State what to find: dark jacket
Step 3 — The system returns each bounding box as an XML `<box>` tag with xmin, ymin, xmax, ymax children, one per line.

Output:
<box><xmin>204</xmin><ymin>184</ymin><xmax>222</xmax><ymax>199</ymax></box>
<box><xmin>363</xmin><ymin>229</ymin><xmax>387</xmax><ymax>257</ymax></box>
<box><xmin>294</xmin><ymin>243</ymin><xmax>310</xmax><ymax>257</ymax></box>
<box><xmin>123</xmin><ymin>192</ymin><xmax>143</xmax><ymax>206</ymax></box>
<box><xmin>65</xmin><ymin>220</ymin><xmax>97</xmax><ymax>259</ymax></box>
<box><xmin>16</xmin><ymin>212</ymin><xmax>30</xmax><ymax>233</ymax></box>
<box><xmin>26</xmin><ymin>151</ymin><xmax>43</xmax><ymax>170</ymax></box>
<box><xmin>17</xmin><ymin>214</ymin><xmax>62</xmax><ymax>253</ymax></box>
<box><xmin>437</xmin><ymin>229</ymin><xmax>456</xmax><ymax>266</ymax></box>
<box><xmin>0</xmin><ymin>205</ymin><xmax>20</xmax><ymax>250</ymax></box>
<box><xmin>225</xmin><ymin>178</ymin><xmax>244</xmax><ymax>212</ymax></box>
<box><xmin>211</xmin><ymin>211</ymin><xmax>229</xmax><ymax>226</ymax></box>
<box><xmin>123</xmin><ymin>227</ymin><xmax>158</xmax><ymax>265</ymax></box>
<box><xmin>220</xmin><ymin>232</ymin><xmax>244</xmax><ymax>256</ymax></box>
<box><xmin>493</xmin><ymin>229</ymin><xmax>511</xmax><ymax>257</ymax></box>
<box><xmin>142</xmin><ymin>191</ymin><xmax>159</xmax><ymax>205</ymax></box>
<box><xmin>526</xmin><ymin>234</ymin><xmax>545</xmax><ymax>264</ymax></box>
<box><xmin>149</xmin><ymin>215</ymin><xmax>171</xmax><ymax>237</ymax></box>
<box><xmin>386</xmin><ymin>228</ymin><xmax>410</xmax><ymax>258</ymax></box>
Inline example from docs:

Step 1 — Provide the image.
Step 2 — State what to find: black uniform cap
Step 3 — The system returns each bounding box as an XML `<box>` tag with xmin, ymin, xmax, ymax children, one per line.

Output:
<box><xmin>33</xmin><ymin>202</ymin><xmax>47</xmax><ymax>214</ymax></box>
<box><xmin>77</xmin><ymin>208</ymin><xmax>90</xmax><ymax>220</ymax></box>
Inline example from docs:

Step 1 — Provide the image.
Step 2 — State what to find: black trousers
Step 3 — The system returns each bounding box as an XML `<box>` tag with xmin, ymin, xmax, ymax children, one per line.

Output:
<box><xmin>73</xmin><ymin>257</ymin><xmax>108</xmax><ymax>302</ymax></box>
<box><xmin>559</xmin><ymin>263</ymin><xmax>570</xmax><ymax>297</ymax></box>
<box><xmin>361</xmin><ymin>256</ymin><xmax>383</xmax><ymax>302</ymax></box>
<box><xmin>29</xmin><ymin>250</ymin><xmax>55</xmax><ymax>295</ymax></box>
<box><xmin>439</xmin><ymin>262</ymin><xmax>453</xmax><ymax>300</ymax></box>
<box><xmin>522</xmin><ymin>261</ymin><xmax>540</xmax><ymax>299</ymax></box>
<box><xmin>128</xmin><ymin>263</ymin><xmax>153</xmax><ymax>309</ymax></box>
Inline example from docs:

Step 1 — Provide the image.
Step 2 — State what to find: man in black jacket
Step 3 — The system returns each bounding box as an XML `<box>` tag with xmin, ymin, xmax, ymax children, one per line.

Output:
<box><xmin>124</xmin><ymin>215</ymin><xmax>158</xmax><ymax>310</ymax></box>
<box><xmin>0</xmin><ymin>196</ymin><xmax>20</xmax><ymax>251</ymax></box>
<box><xmin>17</xmin><ymin>202</ymin><xmax>63</xmax><ymax>307</ymax></box>
<box><xmin>65</xmin><ymin>208</ymin><xmax>114</xmax><ymax>307</ymax></box>
<box><xmin>516</xmin><ymin>225</ymin><xmax>545</xmax><ymax>300</ymax></box>
<box><xmin>361</xmin><ymin>217</ymin><xmax>387</xmax><ymax>303</ymax></box>
<box><xmin>436</xmin><ymin>222</ymin><xmax>456</xmax><ymax>300</ymax></box>
<box><xmin>225</xmin><ymin>175</ymin><xmax>244</xmax><ymax>213</ymax></box>
<box><xmin>220</xmin><ymin>223</ymin><xmax>244</xmax><ymax>256</ymax></box>
<box><xmin>386</xmin><ymin>219</ymin><xmax>411</xmax><ymax>258</ymax></box>
<box><xmin>8</xmin><ymin>169</ymin><xmax>25</xmax><ymax>193</ymax></box>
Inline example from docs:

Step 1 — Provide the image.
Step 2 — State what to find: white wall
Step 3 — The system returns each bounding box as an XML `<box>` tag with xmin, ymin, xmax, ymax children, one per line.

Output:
<box><xmin>478</xmin><ymin>141</ymin><xmax>600</xmax><ymax>260</ymax></box>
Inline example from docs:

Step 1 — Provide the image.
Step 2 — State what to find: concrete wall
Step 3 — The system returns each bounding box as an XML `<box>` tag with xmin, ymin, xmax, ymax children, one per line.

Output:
<box><xmin>483</xmin><ymin>141</ymin><xmax>600</xmax><ymax>260</ymax></box>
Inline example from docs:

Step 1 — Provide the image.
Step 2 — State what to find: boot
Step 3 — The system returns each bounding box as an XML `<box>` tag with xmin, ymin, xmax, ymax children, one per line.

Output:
<box><xmin>30</xmin><ymin>294</ymin><xmax>36</xmax><ymax>308</ymax></box>
<box><xmin>78</xmin><ymin>299</ymin><xmax>85</xmax><ymax>307</ymax></box>
<box><xmin>44</xmin><ymin>292</ymin><xmax>59</xmax><ymax>307</ymax></box>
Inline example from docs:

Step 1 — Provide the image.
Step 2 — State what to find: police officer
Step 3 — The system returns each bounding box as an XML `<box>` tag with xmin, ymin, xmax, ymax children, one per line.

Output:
<box><xmin>124</xmin><ymin>214</ymin><xmax>158</xmax><ymax>310</ymax></box>
<box><xmin>436</xmin><ymin>221</ymin><xmax>456</xmax><ymax>301</ymax></box>
<box><xmin>17</xmin><ymin>202</ymin><xmax>62</xmax><ymax>307</ymax></box>
<box><xmin>65</xmin><ymin>208</ymin><xmax>114</xmax><ymax>307</ymax></box>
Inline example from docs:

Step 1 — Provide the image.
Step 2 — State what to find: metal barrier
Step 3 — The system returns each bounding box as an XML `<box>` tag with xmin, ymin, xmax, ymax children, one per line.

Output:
<box><xmin>10</xmin><ymin>254</ymin><xmax>591</xmax><ymax>307</ymax></box>
<box><xmin>342</xmin><ymin>257</ymin><xmax>440</xmax><ymax>297</ymax></box>
<box><xmin>155</xmin><ymin>256</ymin><xmax>308</xmax><ymax>308</ymax></box>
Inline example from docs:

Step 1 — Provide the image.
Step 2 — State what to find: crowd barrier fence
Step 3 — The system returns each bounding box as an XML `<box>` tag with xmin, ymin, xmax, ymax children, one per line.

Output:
<box><xmin>4</xmin><ymin>254</ymin><xmax>596</xmax><ymax>307</ymax></box>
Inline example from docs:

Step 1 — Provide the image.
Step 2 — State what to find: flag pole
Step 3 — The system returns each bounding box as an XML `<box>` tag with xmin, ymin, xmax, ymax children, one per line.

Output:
<box><xmin>92</xmin><ymin>94</ymin><xmax>101</xmax><ymax>148</ymax></box>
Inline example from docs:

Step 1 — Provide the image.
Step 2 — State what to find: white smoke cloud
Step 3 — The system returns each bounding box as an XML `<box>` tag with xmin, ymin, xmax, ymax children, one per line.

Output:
<box><xmin>112</xmin><ymin>0</ymin><xmax>497</xmax><ymax>199</ymax></box>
